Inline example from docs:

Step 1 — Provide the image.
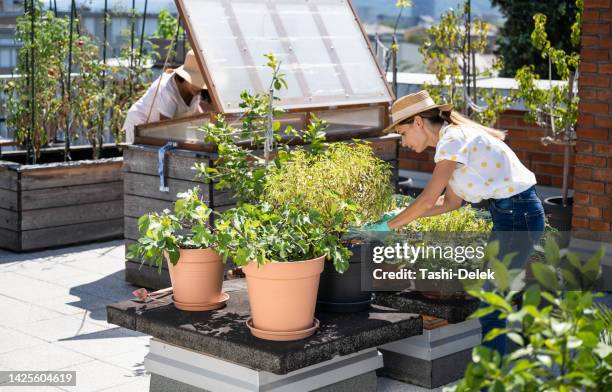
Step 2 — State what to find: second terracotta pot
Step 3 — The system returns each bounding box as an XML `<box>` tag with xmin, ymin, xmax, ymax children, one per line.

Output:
<box><xmin>167</xmin><ymin>248</ymin><xmax>225</xmax><ymax>311</ymax></box>
<box><xmin>243</xmin><ymin>256</ymin><xmax>325</xmax><ymax>340</ymax></box>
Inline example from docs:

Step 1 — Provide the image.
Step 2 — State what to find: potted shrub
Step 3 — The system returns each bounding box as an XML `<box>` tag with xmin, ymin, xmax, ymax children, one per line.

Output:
<box><xmin>127</xmin><ymin>188</ymin><xmax>226</xmax><ymax>311</ymax></box>
<box><xmin>264</xmin><ymin>141</ymin><xmax>395</xmax><ymax>312</ymax></box>
<box><xmin>214</xmin><ymin>202</ymin><xmax>350</xmax><ymax>340</ymax></box>
<box><xmin>150</xmin><ymin>9</ymin><xmax>187</xmax><ymax>67</ymax></box>
<box><xmin>514</xmin><ymin>0</ymin><xmax>583</xmax><ymax>244</ymax></box>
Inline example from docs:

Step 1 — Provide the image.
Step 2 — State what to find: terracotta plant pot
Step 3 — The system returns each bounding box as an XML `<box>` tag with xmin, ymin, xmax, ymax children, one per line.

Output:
<box><xmin>166</xmin><ymin>248</ymin><xmax>226</xmax><ymax>311</ymax></box>
<box><xmin>243</xmin><ymin>256</ymin><xmax>325</xmax><ymax>341</ymax></box>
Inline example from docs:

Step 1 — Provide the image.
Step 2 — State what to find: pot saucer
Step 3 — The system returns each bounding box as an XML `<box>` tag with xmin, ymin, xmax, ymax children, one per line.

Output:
<box><xmin>172</xmin><ymin>292</ymin><xmax>229</xmax><ymax>311</ymax></box>
<box><xmin>246</xmin><ymin>318</ymin><xmax>320</xmax><ymax>341</ymax></box>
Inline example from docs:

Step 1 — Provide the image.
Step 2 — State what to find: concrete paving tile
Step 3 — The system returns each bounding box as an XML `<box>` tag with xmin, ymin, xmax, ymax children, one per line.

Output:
<box><xmin>96</xmin><ymin>374</ymin><xmax>150</xmax><ymax>392</ymax></box>
<box><xmin>93</xmin><ymin>241</ymin><xmax>125</xmax><ymax>259</ymax></box>
<box><xmin>0</xmin><ymin>295</ymin><xmax>66</xmax><ymax>328</ymax></box>
<box><xmin>0</xmin><ymin>273</ymin><xmax>72</xmax><ymax>302</ymax></box>
<box><xmin>0</xmin><ymin>326</ymin><xmax>47</xmax><ymax>355</ymax></box>
<box><xmin>17</xmin><ymin>314</ymin><xmax>108</xmax><ymax>343</ymax></box>
<box><xmin>34</xmin><ymin>292</ymin><xmax>110</xmax><ymax>322</ymax></box>
<box><xmin>0</xmin><ymin>342</ymin><xmax>92</xmax><ymax>371</ymax></box>
<box><xmin>99</xmin><ymin>339</ymin><xmax>149</xmax><ymax>375</ymax></box>
<box><xmin>56</xmin><ymin>327</ymin><xmax>148</xmax><ymax>360</ymax></box>
<box><xmin>10</xmin><ymin>265</ymin><xmax>103</xmax><ymax>288</ymax></box>
<box><xmin>63</xmin><ymin>255</ymin><xmax>126</xmax><ymax>276</ymax></box>
<box><xmin>56</xmin><ymin>359</ymin><xmax>141</xmax><ymax>392</ymax></box>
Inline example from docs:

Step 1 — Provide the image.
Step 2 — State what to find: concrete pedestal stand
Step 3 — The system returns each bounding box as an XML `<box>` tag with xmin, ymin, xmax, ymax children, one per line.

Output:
<box><xmin>146</xmin><ymin>339</ymin><xmax>381</xmax><ymax>392</ymax></box>
<box><xmin>379</xmin><ymin>319</ymin><xmax>481</xmax><ymax>389</ymax></box>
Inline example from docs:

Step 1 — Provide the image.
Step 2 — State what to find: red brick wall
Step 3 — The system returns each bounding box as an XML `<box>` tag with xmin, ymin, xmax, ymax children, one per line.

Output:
<box><xmin>398</xmin><ymin>109</ymin><xmax>573</xmax><ymax>188</ymax></box>
<box><xmin>572</xmin><ymin>0</ymin><xmax>612</xmax><ymax>234</ymax></box>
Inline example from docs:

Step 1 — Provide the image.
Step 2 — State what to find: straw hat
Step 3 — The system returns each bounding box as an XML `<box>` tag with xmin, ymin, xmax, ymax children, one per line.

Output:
<box><xmin>383</xmin><ymin>90</ymin><xmax>453</xmax><ymax>133</ymax></box>
<box><xmin>174</xmin><ymin>50</ymin><xmax>207</xmax><ymax>90</ymax></box>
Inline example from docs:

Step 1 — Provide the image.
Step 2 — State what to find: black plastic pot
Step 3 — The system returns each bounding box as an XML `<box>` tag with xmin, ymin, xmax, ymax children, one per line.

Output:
<box><xmin>543</xmin><ymin>196</ymin><xmax>573</xmax><ymax>248</ymax></box>
<box><xmin>317</xmin><ymin>243</ymin><xmax>372</xmax><ymax>312</ymax></box>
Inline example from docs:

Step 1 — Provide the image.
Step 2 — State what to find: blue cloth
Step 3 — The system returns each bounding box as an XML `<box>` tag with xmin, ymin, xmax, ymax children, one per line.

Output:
<box><xmin>480</xmin><ymin>185</ymin><xmax>545</xmax><ymax>356</ymax></box>
<box><xmin>158</xmin><ymin>142</ymin><xmax>177</xmax><ymax>192</ymax></box>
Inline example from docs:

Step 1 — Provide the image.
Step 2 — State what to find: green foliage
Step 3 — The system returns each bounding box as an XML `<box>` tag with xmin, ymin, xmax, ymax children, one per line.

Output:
<box><xmin>450</xmin><ymin>238</ymin><xmax>612</xmax><ymax>391</ymax></box>
<box><xmin>419</xmin><ymin>1</ymin><xmax>513</xmax><ymax>126</ymax></box>
<box><xmin>153</xmin><ymin>9</ymin><xmax>182</xmax><ymax>39</ymax></box>
<box><xmin>214</xmin><ymin>203</ymin><xmax>352</xmax><ymax>272</ymax></box>
<box><xmin>264</xmin><ymin>142</ymin><xmax>395</xmax><ymax>231</ymax></box>
<box><xmin>514</xmin><ymin>0</ymin><xmax>582</xmax><ymax>145</ymax></box>
<box><xmin>491</xmin><ymin>0</ymin><xmax>581</xmax><ymax>79</ymax></box>
<box><xmin>4</xmin><ymin>1</ymin><xmax>153</xmax><ymax>159</ymax></box>
<box><xmin>5</xmin><ymin>4</ymin><xmax>71</xmax><ymax>161</ymax></box>
<box><xmin>127</xmin><ymin>188</ymin><xmax>215</xmax><ymax>271</ymax></box>
<box><xmin>400</xmin><ymin>201</ymin><xmax>492</xmax><ymax>232</ymax></box>
<box><xmin>194</xmin><ymin>54</ymin><xmax>355</xmax><ymax>272</ymax></box>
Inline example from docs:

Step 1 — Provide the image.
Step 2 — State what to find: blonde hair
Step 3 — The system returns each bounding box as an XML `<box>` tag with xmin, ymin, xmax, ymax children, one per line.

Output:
<box><xmin>405</xmin><ymin>108</ymin><xmax>506</xmax><ymax>141</ymax></box>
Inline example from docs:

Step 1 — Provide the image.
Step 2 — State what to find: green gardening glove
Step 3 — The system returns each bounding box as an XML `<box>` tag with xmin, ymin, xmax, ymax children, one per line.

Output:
<box><xmin>361</xmin><ymin>210</ymin><xmax>400</xmax><ymax>232</ymax></box>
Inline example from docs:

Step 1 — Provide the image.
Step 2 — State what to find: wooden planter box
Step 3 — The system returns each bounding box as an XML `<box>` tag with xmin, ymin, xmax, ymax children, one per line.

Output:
<box><xmin>0</xmin><ymin>146</ymin><xmax>124</xmax><ymax>252</ymax></box>
<box><xmin>124</xmin><ymin>135</ymin><xmax>400</xmax><ymax>289</ymax></box>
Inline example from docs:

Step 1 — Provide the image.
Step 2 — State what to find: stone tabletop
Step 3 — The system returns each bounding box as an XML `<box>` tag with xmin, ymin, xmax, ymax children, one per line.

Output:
<box><xmin>373</xmin><ymin>292</ymin><xmax>479</xmax><ymax>324</ymax></box>
<box><xmin>107</xmin><ymin>280</ymin><xmax>422</xmax><ymax>375</ymax></box>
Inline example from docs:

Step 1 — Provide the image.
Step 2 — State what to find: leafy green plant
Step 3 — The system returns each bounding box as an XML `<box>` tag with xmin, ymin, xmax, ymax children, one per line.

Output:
<box><xmin>4</xmin><ymin>1</ymin><xmax>146</xmax><ymax>160</ymax></box>
<box><xmin>214</xmin><ymin>203</ymin><xmax>352</xmax><ymax>272</ymax></box>
<box><xmin>5</xmin><ymin>4</ymin><xmax>70</xmax><ymax>162</ymax></box>
<box><xmin>514</xmin><ymin>0</ymin><xmax>582</xmax><ymax>206</ymax></box>
<box><xmin>127</xmin><ymin>188</ymin><xmax>216</xmax><ymax>271</ymax></box>
<box><xmin>419</xmin><ymin>0</ymin><xmax>514</xmax><ymax>126</ymax></box>
<box><xmin>264</xmin><ymin>142</ymin><xmax>395</xmax><ymax>231</ymax></box>
<box><xmin>450</xmin><ymin>238</ymin><xmax>611</xmax><ymax>391</ymax></box>
<box><xmin>399</xmin><ymin>199</ymin><xmax>493</xmax><ymax>232</ymax></box>
<box><xmin>152</xmin><ymin>9</ymin><xmax>182</xmax><ymax>40</ymax></box>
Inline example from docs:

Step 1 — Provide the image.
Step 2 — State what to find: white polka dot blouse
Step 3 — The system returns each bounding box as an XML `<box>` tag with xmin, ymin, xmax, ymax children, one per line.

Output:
<box><xmin>434</xmin><ymin>124</ymin><xmax>537</xmax><ymax>203</ymax></box>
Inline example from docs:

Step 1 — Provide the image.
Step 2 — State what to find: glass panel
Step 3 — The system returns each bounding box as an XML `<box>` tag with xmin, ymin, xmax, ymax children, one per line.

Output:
<box><xmin>314</xmin><ymin>106</ymin><xmax>384</xmax><ymax>135</ymax></box>
<box><xmin>179</xmin><ymin>0</ymin><xmax>392</xmax><ymax>113</ymax></box>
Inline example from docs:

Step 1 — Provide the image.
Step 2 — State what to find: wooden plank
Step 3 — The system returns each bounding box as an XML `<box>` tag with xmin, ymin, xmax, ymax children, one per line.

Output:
<box><xmin>368</xmin><ymin>138</ymin><xmax>399</xmax><ymax>161</ymax></box>
<box><xmin>0</xmin><ymin>188</ymin><xmax>18</xmax><ymax>211</ymax></box>
<box><xmin>124</xmin><ymin>217</ymin><xmax>141</xmax><ymax>241</ymax></box>
<box><xmin>0</xmin><ymin>208</ymin><xmax>18</xmax><ymax>231</ymax></box>
<box><xmin>21</xmin><ymin>181</ymin><xmax>123</xmax><ymax>210</ymax></box>
<box><xmin>123</xmin><ymin>172</ymin><xmax>212</xmax><ymax>202</ymax></box>
<box><xmin>124</xmin><ymin>147</ymin><xmax>211</xmax><ymax>182</ymax></box>
<box><xmin>21</xmin><ymin>200</ymin><xmax>123</xmax><ymax>231</ymax></box>
<box><xmin>20</xmin><ymin>218</ymin><xmax>123</xmax><ymax>251</ymax></box>
<box><xmin>0</xmin><ymin>165</ymin><xmax>19</xmax><ymax>191</ymax></box>
<box><xmin>124</xmin><ymin>195</ymin><xmax>174</xmax><ymax>219</ymax></box>
<box><xmin>0</xmin><ymin>226</ymin><xmax>19</xmax><ymax>251</ymax></box>
<box><xmin>20</xmin><ymin>158</ymin><xmax>123</xmax><ymax>191</ymax></box>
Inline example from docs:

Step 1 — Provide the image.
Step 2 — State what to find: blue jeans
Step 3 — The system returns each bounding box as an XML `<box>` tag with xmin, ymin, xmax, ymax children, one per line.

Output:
<box><xmin>480</xmin><ymin>185</ymin><xmax>545</xmax><ymax>356</ymax></box>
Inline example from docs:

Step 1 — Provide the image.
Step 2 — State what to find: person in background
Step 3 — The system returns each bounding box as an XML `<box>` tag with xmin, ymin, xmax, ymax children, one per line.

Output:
<box><xmin>376</xmin><ymin>90</ymin><xmax>545</xmax><ymax>356</ymax></box>
<box><xmin>122</xmin><ymin>49</ymin><xmax>213</xmax><ymax>143</ymax></box>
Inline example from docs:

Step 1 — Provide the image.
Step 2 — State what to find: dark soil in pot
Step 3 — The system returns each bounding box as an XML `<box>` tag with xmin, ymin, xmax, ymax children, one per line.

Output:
<box><xmin>317</xmin><ymin>243</ymin><xmax>372</xmax><ymax>312</ymax></box>
<box><xmin>543</xmin><ymin>196</ymin><xmax>573</xmax><ymax>249</ymax></box>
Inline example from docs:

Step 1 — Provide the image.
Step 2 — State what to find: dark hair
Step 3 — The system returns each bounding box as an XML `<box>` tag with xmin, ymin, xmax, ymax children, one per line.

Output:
<box><xmin>200</xmin><ymin>89</ymin><xmax>212</xmax><ymax>104</ymax></box>
<box><xmin>400</xmin><ymin>108</ymin><xmax>448</xmax><ymax>126</ymax></box>
<box><xmin>174</xmin><ymin>73</ymin><xmax>185</xmax><ymax>83</ymax></box>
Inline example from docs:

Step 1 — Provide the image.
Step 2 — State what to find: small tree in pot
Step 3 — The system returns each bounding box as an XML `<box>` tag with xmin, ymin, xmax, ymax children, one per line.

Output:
<box><xmin>514</xmin><ymin>0</ymin><xmax>583</xmax><ymax>237</ymax></box>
